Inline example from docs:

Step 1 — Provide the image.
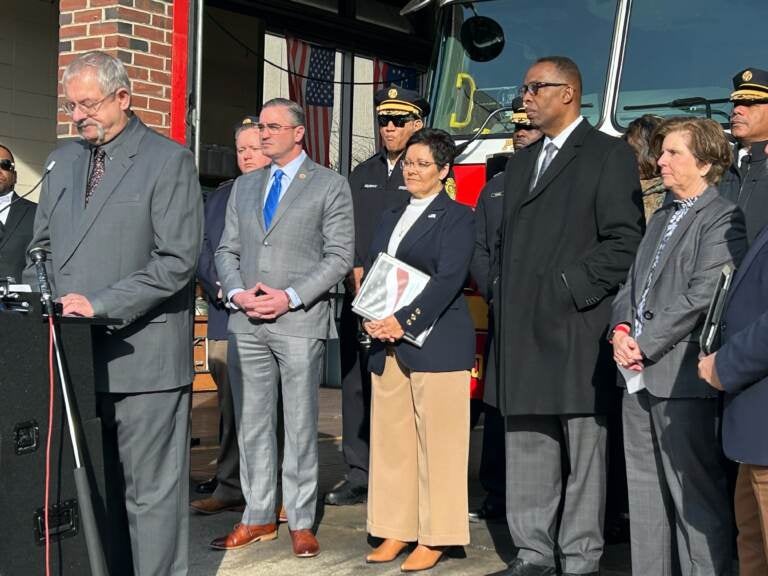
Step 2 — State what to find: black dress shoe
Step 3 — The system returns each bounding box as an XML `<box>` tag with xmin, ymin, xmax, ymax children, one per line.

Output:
<box><xmin>324</xmin><ymin>480</ymin><xmax>367</xmax><ymax>505</ymax></box>
<box><xmin>485</xmin><ymin>557</ymin><xmax>557</xmax><ymax>576</ymax></box>
<box><xmin>468</xmin><ymin>500</ymin><xmax>505</xmax><ymax>523</ymax></box>
<box><xmin>195</xmin><ymin>478</ymin><xmax>218</xmax><ymax>495</ymax></box>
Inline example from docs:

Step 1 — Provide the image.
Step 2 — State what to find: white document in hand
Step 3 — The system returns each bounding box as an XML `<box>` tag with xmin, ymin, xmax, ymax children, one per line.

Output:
<box><xmin>619</xmin><ymin>365</ymin><xmax>646</xmax><ymax>394</ymax></box>
<box><xmin>352</xmin><ymin>252</ymin><xmax>434</xmax><ymax>347</ymax></box>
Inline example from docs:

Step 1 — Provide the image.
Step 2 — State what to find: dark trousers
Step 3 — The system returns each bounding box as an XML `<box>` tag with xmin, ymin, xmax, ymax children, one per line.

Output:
<box><xmin>339</xmin><ymin>297</ymin><xmax>371</xmax><ymax>486</ymax></box>
<box><xmin>208</xmin><ymin>339</ymin><xmax>243</xmax><ymax>502</ymax></box>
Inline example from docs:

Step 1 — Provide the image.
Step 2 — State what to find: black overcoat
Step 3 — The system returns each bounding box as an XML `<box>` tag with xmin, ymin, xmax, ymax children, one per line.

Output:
<box><xmin>493</xmin><ymin>120</ymin><xmax>644</xmax><ymax>415</ymax></box>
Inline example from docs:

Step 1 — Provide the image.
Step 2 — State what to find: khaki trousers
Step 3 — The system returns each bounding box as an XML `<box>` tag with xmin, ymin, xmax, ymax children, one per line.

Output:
<box><xmin>735</xmin><ymin>463</ymin><xmax>768</xmax><ymax>576</ymax></box>
<box><xmin>367</xmin><ymin>351</ymin><xmax>470</xmax><ymax>546</ymax></box>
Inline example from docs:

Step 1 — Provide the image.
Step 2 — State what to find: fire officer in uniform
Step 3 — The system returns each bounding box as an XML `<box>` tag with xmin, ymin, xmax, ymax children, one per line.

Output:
<box><xmin>719</xmin><ymin>67</ymin><xmax>768</xmax><ymax>245</ymax></box>
<box><xmin>470</xmin><ymin>98</ymin><xmax>542</xmax><ymax>522</ymax></box>
<box><xmin>325</xmin><ymin>85</ymin><xmax>430</xmax><ymax>506</ymax></box>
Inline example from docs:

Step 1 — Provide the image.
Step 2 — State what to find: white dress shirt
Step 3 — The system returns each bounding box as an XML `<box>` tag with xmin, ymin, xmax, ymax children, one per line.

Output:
<box><xmin>533</xmin><ymin>116</ymin><xmax>584</xmax><ymax>176</ymax></box>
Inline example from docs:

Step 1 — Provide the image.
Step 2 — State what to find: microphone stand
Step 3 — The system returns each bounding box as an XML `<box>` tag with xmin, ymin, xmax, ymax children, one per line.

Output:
<box><xmin>29</xmin><ymin>247</ymin><xmax>108</xmax><ymax>576</ymax></box>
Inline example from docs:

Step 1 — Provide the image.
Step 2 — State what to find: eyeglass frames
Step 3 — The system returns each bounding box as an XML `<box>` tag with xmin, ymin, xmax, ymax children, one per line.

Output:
<box><xmin>256</xmin><ymin>123</ymin><xmax>300</xmax><ymax>134</ymax></box>
<box><xmin>377</xmin><ymin>115</ymin><xmax>416</xmax><ymax>128</ymax></box>
<box><xmin>60</xmin><ymin>91</ymin><xmax>117</xmax><ymax>116</ymax></box>
<box><xmin>517</xmin><ymin>82</ymin><xmax>568</xmax><ymax>96</ymax></box>
<box><xmin>0</xmin><ymin>159</ymin><xmax>15</xmax><ymax>172</ymax></box>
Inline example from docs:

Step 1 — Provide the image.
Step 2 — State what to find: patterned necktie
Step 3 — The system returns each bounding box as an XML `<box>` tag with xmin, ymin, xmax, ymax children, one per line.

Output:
<box><xmin>263</xmin><ymin>169</ymin><xmax>284</xmax><ymax>228</ymax></box>
<box><xmin>85</xmin><ymin>148</ymin><xmax>106</xmax><ymax>206</ymax></box>
<box><xmin>530</xmin><ymin>142</ymin><xmax>557</xmax><ymax>192</ymax></box>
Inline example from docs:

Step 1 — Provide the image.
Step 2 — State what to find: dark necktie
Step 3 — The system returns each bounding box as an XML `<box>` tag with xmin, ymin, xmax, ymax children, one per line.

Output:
<box><xmin>530</xmin><ymin>142</ymin><xmax>557</xmax><ymax>192</ymax></box>
<box><xmin>263</xmin><ymin>169</ymin><xmax>284</xmax><ymax>228</ymax></box>
<box><xmin>85</xmin><ymin>148</ymin><xmax>106</xmax><ymax>206</ymax></box>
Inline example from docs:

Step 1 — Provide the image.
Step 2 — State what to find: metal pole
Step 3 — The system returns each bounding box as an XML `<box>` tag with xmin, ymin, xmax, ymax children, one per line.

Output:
<box><xmin>193</xmin><ymin>0</ymin><xmax>204</xmax><ymax>167</ymax></box>
<box><xmin>338</xmin><ymin>50</ymin><xmax>354</xmax><ymax>177</ymax></box>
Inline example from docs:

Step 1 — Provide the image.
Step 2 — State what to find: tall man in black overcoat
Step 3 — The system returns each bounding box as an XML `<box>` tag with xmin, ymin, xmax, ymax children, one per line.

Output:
<box><xmin>489</xmin><ymin>56</ymin><xmax>644</xmax><ymax>576</ymax></box>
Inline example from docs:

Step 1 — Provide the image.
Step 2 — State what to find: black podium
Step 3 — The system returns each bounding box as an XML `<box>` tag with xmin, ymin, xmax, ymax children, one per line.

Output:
<box><xmin>0</xmin><ymin>293</ymin><xmax>107</xmax><ymax>575</ymax></box>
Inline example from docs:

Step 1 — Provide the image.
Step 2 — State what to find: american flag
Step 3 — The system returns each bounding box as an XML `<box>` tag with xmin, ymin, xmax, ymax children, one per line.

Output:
<box><xmin>372</xmin><ymin>59</ymin><xmax>420</xmax><ymax>93</ymax></box>
<box><xmin>287</xmin><ymin>37</ymin><xmax>335</xmax><ymax>167</ymax></box>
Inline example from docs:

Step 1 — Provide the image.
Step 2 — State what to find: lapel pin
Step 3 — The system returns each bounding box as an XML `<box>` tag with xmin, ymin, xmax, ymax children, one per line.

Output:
<box><xmin>298</xmin><ymin>173</ymin><xmax>306</xmax><ymax>179</ymax></box>
<box><xmin>428</xmin><ymin>213</ymin><xmax>437</xmax><ymax>219</ymax></box>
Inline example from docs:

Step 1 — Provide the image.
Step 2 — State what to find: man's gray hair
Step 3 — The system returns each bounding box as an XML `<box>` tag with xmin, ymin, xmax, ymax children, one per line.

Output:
<box><xmin>62</xmin><ymin>51</ymin><xmax>132</xmax><ymax>96</ymax></box>
<box><xmin>262</xmin><ymin>98</ymin><xmax>306</xmax><ymax>127</ymax></box>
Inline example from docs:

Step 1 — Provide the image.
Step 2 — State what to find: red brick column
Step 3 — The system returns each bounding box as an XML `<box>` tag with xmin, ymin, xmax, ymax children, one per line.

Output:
<box><xmin>57</xmin><ymin>0</ymin><xmax>176</xmax><ymax>138</ymax></box>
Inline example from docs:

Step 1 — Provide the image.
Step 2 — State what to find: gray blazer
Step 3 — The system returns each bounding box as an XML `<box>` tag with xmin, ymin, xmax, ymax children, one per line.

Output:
<box><xmin>611</xmin><ymin>186</ymin><xmax>746</xmax><ymax>398</ymax></box>
<box><xmin>24</xmin><ymin>116</ymin><xmax>203</xmax><ymax>393</ymax></box>
<box><xmin>215</xmin><ymin>156</ymin><xmax>354</xmax><ymax>340</ymax></box>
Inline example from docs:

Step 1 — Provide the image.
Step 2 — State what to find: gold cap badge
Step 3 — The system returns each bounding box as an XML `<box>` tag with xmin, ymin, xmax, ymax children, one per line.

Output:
<box><xmin>743</xmin><ymin>70</ymin><xmax>753</xmax><ymax>82</ymax></box>
<box><xmin>388</xmin><ymin>88</ymin><xmax>398</xmax><ymax>99</ymax></box>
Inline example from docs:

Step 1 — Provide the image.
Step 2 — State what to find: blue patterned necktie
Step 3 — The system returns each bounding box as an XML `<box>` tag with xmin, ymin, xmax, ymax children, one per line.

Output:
<box><xmin>263</xmin><ymin>169</ymin><xmax>284</xmax><ymax>228</ymax></box>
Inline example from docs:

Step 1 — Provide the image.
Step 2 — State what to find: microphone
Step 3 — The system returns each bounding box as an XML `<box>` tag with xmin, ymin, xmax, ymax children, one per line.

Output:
<box><xmin>0</xmin><ymin>160</ymin><xmax>56</xmax><ymax>216</ymax></box>
<box><xmin>28</xmin><ymin>246</ymin><xmax>56</xmax><ymax>318</ymax></box>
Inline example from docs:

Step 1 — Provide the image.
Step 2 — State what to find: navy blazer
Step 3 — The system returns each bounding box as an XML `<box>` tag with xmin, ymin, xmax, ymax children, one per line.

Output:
<box><xmin>717</xmin><ymin>224</ymin><xmax>768</xmax><ymax>465</ymax></box>
<box><xmin>198</xmin><ymin>181</ymin><xmax>232</xmax><ymax>340</ymax></box>
<box><xmin>364</xmin><ymin>190</ymin><xmax>475</xmax><ymax>375</ymax></box>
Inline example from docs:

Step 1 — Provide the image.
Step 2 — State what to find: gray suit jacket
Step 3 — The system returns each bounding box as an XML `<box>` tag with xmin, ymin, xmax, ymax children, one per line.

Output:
<box><xmin>24</xmin><ymin>116</ymin><xmax>203</xmax><ymax>393</ymax></box>
<box><xmin>215</xmin><ymin>156</ymin><xmax>354</xmax><ymax>340</ymax></box>
<box><xmin>611</xmin><ymin>186</ymin><xmax>746</xmax><ymax>398</ymax></box>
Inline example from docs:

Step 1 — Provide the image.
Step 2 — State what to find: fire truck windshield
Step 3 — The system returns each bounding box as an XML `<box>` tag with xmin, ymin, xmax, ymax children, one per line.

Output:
<box><xmin>429</xmin><ymin>0</ymin><xmax>616</xmax><ymax>137</ymax></box>
<box><xmin>616</xmin><ymin>0</ymin><xmax>768</xmax><ymax>129</ymax></box>
<box><xmin>430</xmin><ymin>0</ymin><xmax>768</xmax><ymax>137</ymax></box>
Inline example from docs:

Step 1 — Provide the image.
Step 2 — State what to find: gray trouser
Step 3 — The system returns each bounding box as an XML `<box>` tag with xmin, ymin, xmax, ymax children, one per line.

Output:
<box><xmin>229</xmin><ymin>328</ymin><xmax>323</xmax><ymax>529</ymax></box>
<box><xmin>622</xmin><ymin>390</ymin><xmax>733</xmax><ymax>576</ymax></box>
<box><xmin>99</xmin><ymin>387</ymin><xmax>190</xmax><ymax>576</ymax></box>
<box><xmin>505</xmin><ymin>414</ymin><xmax>606</xmax><ymax>574</ymax></box>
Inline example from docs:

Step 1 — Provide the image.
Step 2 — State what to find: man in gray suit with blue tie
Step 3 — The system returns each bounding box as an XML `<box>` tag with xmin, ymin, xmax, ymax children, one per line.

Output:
<box><xmin>213</xmin><ymin>98</ymin><xmax>354</xmax><ymax>557</ymax></box>
<box><xmin>25</xmin><ymin>51</ymin><xmax>202</xmax><ymax>576</ymax></box>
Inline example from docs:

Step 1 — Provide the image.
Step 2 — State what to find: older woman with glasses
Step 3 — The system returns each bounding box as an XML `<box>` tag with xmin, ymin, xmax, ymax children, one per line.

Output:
<box><xmin>361</xmin><ymin>128</ymin><xmax>475</xmax><ymax>572</ymax></box>
<box><xmin>610</xmin><ymin>117</ymin><xmax>746</xmax><ymax>576</ymax></box>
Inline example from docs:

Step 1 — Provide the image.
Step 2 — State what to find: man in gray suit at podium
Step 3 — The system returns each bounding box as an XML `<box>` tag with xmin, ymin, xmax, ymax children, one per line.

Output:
<box><xmin>26</xmin><ymin>51</ymin><xmax>202</xmax><ymax>576</ymax></box>
<box><xmin>214</xmin><ymin>98</ymin><xmax>354</xmax><ymax>557</ymax></box>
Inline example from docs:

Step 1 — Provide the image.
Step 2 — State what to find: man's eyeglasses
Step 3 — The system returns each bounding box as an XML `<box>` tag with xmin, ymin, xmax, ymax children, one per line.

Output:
<box><xmin>401</xmin><ymin>160</ymin><xmax>438</xmax><ymax>171</ymax></box>
<box><xmin>0</xmin><ymin>159</ymin><xmax>15</xmax><ymax>172</ymax></box>
<box><xmin>60</xmin><ymin>91</ymin><xmax>117</xmax><ymax>116</ymax></box>
<box><xmin>518</xmin><ymin>82</ymin><xmax>568</xmax><ymax>96</ymax></box>
<box><xmin>257</xmin><ymin>123</ymin><xmax>299</xmax><ymax>134</ymax></box>
<box><xmin>378</xmin><ymin>115</ymin><xmax>415</xmax><ymax>128</ymax></box>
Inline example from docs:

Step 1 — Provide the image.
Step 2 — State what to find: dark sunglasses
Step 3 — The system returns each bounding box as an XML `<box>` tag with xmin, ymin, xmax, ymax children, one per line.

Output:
<box><xmin>0</xmin><ymin>159</ymin><xmax>15</xmax><ymax>172</ymax></box>
<box><xmin>377</xmin><ymin>114</ymin><xmax>416</xmax><ymax>128</ymax></box>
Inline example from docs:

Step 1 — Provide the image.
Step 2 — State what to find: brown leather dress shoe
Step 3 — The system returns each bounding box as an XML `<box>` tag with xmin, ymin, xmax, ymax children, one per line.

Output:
<box><xmin>366</xmin><ymin>538</ymin><xmax>409</xmax><ymax>563</ymax></box>
<box><xmin>400</xmin><ymin>544</ymin><xmax>446</xmax><ymax>572</ymax></box>
<box><xmin>209</xmin><ymin>523</ymin><xmax>277</xmax><ymax>550</ymax></box>
<box><xmin>289</xmin><ymin>529</ymin><xmax>320</xmax><ymax>558</ymax></box>
<box><xmin>190</xmin><ymin>497</ymin><xmax>245</xmax><ymax>515</ymax></box>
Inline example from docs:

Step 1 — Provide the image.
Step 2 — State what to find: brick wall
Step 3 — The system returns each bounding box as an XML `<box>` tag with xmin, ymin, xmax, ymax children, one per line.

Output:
<box><xmin>57</xmin><ymin>0</ymin><xmax>175</xmax><ymax>138</ymax></box>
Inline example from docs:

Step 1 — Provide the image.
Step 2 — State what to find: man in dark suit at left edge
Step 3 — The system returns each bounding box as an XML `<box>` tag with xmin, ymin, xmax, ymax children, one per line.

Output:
<box><xmin>24</xmin><ymin>51</ymin><xmax>202</xmax><ymax>576</ymax></box>
<box><xmin>0</xmin><ymin>144</ymin><xmax>35</xmax><ymax>283</ymax></box>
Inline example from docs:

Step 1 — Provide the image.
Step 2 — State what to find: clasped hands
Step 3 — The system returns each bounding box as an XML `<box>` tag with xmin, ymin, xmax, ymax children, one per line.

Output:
<box><xmin>232</xmin><ymin>282</ymin><xmax>290</xmax><ymax>320</ymax></box>
<box><xmin>612</xmin><ymin>331</ymin><xmax>644</xmax><ymax>372</ymax></box>
<box><xmin>363</xmin><ymin>315</ymin><xmax>404</xmax><ymax>343</ymax></box>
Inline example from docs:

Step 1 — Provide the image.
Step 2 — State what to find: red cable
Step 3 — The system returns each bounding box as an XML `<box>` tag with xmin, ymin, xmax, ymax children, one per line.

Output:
<box><xmin>44</xmin><ymin>316</ymin><xmax>55</xmax><ymax>576</ymax></box>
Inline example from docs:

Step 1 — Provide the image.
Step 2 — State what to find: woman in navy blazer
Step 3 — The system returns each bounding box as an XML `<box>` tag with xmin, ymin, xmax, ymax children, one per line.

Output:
<box><xmin>361</xmin><ymin>129</ymin><xmax>475</xmax><ymax>572</ymax></box>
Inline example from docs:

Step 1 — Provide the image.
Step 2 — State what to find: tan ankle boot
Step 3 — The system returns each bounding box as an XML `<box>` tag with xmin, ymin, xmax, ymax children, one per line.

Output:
<box><xmin>365</xmin><ymin>538</ymin><xmax>409</xmax><ymax>563</ymax></box>
<box><xmin>400</xmin><ymin>544</ymin><xmax>446</xmax><ymax>572</ymax></box>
